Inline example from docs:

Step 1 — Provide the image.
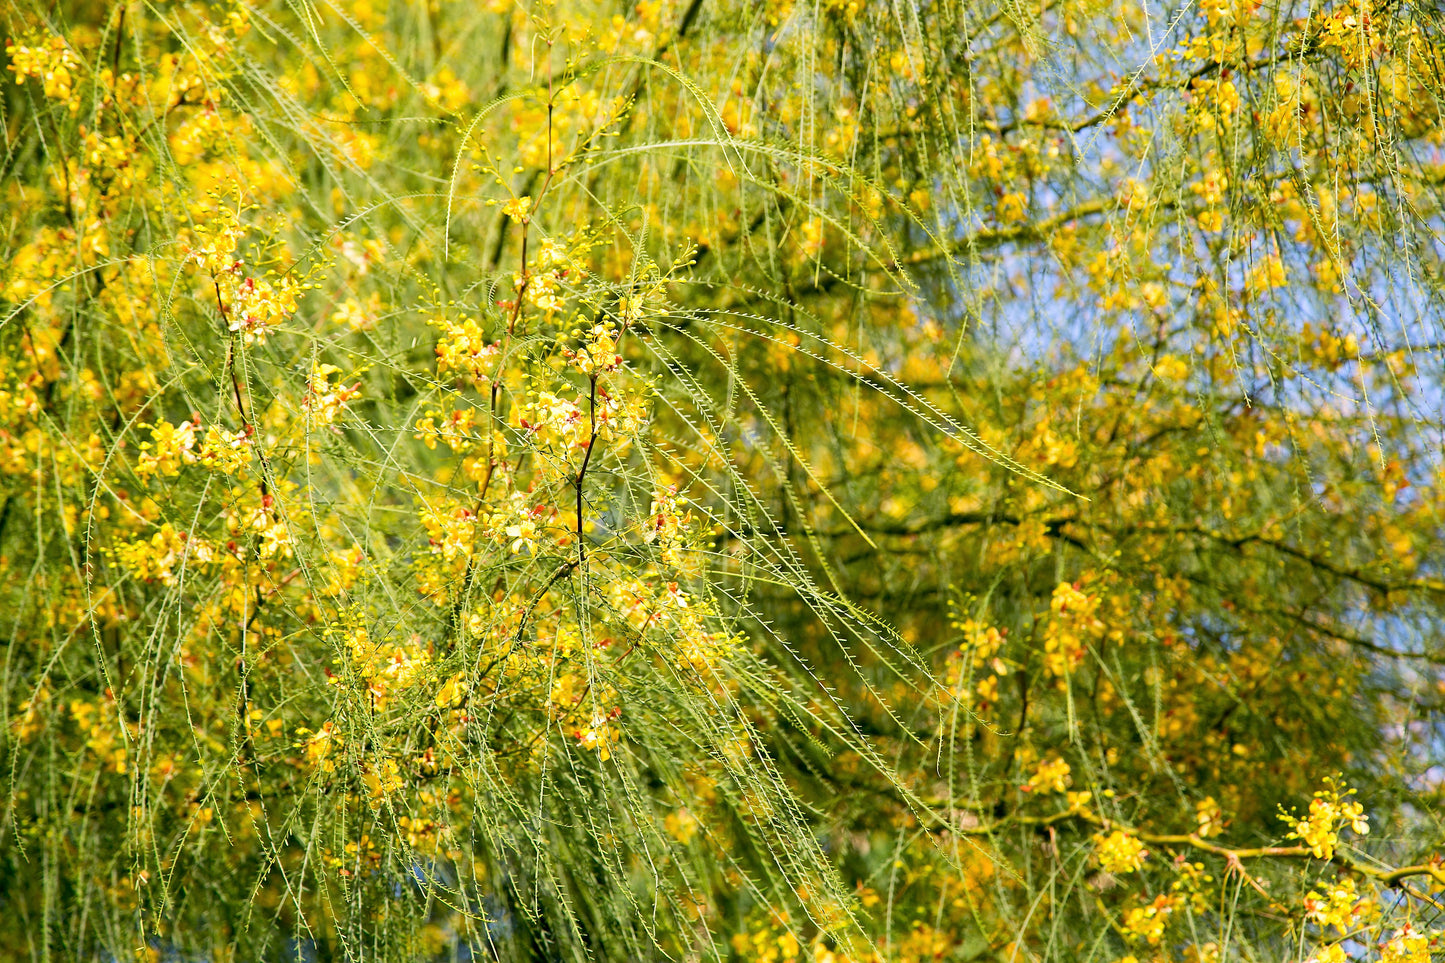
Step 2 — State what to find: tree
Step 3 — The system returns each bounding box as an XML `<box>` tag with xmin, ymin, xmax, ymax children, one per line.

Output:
<box><xmin>3</xmin><ymin>0</ymin><xmax>1445</xmax><ymax>961</ymax></box>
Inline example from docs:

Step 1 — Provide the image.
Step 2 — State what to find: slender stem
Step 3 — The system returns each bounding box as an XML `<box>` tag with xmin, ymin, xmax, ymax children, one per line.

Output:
<box><xmin>211</xmin><ymin>272</ymin><xmax>278</xmax><ymax>766</ymax></box>
<box><xmin>941</xmin><ymin>803</ymin><xmax>1445</xmax><ymax>895</ymax></box>
<box><xmin>575</xmin><ymin>374</ymin><xmax>599</xmax><ymax>567</ymax></box>
<box><xmin>449</xmin><ymin>46</ymin><xmax>559</xmax><ymax>647</ymax></box>
<box><xmin>212</xmin><ymin>276</ymin><xmax>268</xmax><ymax>497</ymax></box>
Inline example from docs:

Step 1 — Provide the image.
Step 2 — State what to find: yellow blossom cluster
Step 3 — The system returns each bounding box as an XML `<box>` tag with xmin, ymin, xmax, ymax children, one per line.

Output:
<box><xmin>730</xmin><ymin>917</ymin><xmax>803</xmax><ymax>963</ymax></box>
<box><xmin>224</xmin><ymin>272</ymin><xmax>303</xmax><ymax>344</ymax></box>
<box><xmin>135</xmin><ymin>419</ymin><xmax>254</xmax><ymax>479</ymax></box>
<box><xmin>303</xmin><ymin>363</ymin><xmax>362</xmax><ymax>427</ymax></box>
<box><xmin>1305</xmin><ymin>877</ymin><xmax>1365</xmax><ymax>932</ymax></box>
<box><xmin>1093</xmin><ymin>830</ymin><xmax>1149</xmax><ymax>874</ymax></box>
<box><xmin>643</xmin><ymin>486</ymin><xmax>697</xmax><ymax>565</ymax></box>
<box><xmin>225</xmin><ymin>497</ymin><xmax>293</xmax><ymax>561</ymax></box>
<box><xmin>68</xmin><ymin>693</ymin><xmax>132</xmax><ymax>774</ymax></box>
<box><xmin>342</xmin><ymin>625</ymin><xmax>431</xmax><ymax>711</ymax></box>
<box><xmin>1195</xmin><ymin>796</ymin><xmax>1225</xmax><ymax>837</ymax></box>
<box><xmin>182</xmin><ymin>207</ymin><xmax>248</xmax><ymax>275</ymax></box>
<box><xmin>181</xmin><ymin>207</ymin><xmax>305</xmax><ymax>344</ymax></box>
<box><xmin>111</xmin><ymin>523</ymin><xmax>216</xmax><ymax>586</ymax></box>
<box><xmin>300</xmin><ymin>721</ymin><xmax>342</xmax><ymax>773</ymax></box>
<box><xmin>485</xmin><ymin>492</ymin><xmax>563</xmax><ymax>556</ymax></box>
<box><xmin>1022</xmin><ymin>756</ymin><xmax>1071</xmax><ymax>794</ymax></box>
<box><xmin>1381</xmin><ymin>927</ymin><xmax>1432</xmax><ymax>963</ymax></box>
<box><xmin>1042</xmin><ymin>581</ymin><xmax>1105</xmax><ymax>677</ymax></box>
<box><xmin>1122</xmin><ymin>895</ymin><xmax>1175</xmax><ymax>945</ymax></box>
<box><xmin>432</xmin><ymin>317</ymin><xmax>502</xmax><ymax>387</ymax></box>
<box><xmin>414</xmin><ymin>499</ymin><xmax>479</xmax><ymax>601</ymax></box>
<box><xmin>6</xmin><ymin>33</ymin><xmax>82</xmax><ymax>112</ymax></box>
<box><xmin>944</xmin><ymin>614</ymin><xmax>1008</xmax><ymax>708</ymax></box>
<box><xmin>1281</xmin><ymin>777</ymin><xmax>1370</xmax><ymax>860</ymax></box>
<box><xmin>197</xmin><ymin>426</ymin><xmax>254</xmax><ymax>474</ymax></box>
<box><xmin>566</xmin><ymin>321</ymin><xmax>623</xmax><ymax>375</ymax></box>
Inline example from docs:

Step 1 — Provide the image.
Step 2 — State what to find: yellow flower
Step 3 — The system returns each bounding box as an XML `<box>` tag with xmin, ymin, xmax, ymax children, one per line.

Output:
<box><xmin>571</xmin><ymin>322</ymin><xmax>622</xmax><ymax>374</ymax></box>
<box><xmin>1122</xmin><ymin>895</ymin><xmax>1174</xmax><ymax>944</ymax></box>
<box><xmin>182</xmin><ymin>208</ymin><xmax>247</xmax><ymax>274</ymax></box>
<box><xmin>111</xmin><ymin>523</ymin><xmax>216</xmax><ymax>585</ymax></box>
<box><xmin>1382</xmin><ymin>928</ymin><xmax>1430</xmax><ymax>963</ymax></box>
<box><xmin>975</xmin><ymin>674</ymin><xmax>999</xmax><ymax>704</ymax></box>
<box><xmin>135</xmin><ymin>419</ymin><xmax>200</xmax><ymax>479</ymax></box>
<box><xmin>502</xmin><ymin>195</ymin><xmax>533</xmax><ymax>221</ymax></box>
<box><xmin>436</xmin><ymin>672</ymin><xmax>466</xmax><ymax>708</ymax></box>
<box><xmin>1022</xmin><ymin>756</ymin><xmax>1071</xmax><ymax>794</ymax></box>
<box><xmin>997</xmin><ymin>191</ymin><xmax>1028</xmax><ymax>224</ymax></box>
<box><xmin>506</xmin><ymin>517</ymin><xmax>539</xmax><ymax>555</ymax></box>
<box><xmin>1281</xmin><ymin>777</ymin><xmax>1368</xmax><ymax>860</ymax></box>
<box><xmin>330</xmin><ymin>293</ymin><xmax>382</xmax><ymax>330</ymax></box>
<box><xmin>1195</xmin><ymin>796</ymin><xmax>1224</xmax><ymax>837</ymax></box>
<box><xmin>1304</xmin><ymin>877</ymin><xmax>1359</xmax><ymax>931</ymax></box>
<box><xmin>303</xmin><ymin>721</ymin><xmax>341</xmax><ymax>772</ymax></box>
<box><xmin>432</xmin><ymin>317</ymin><xmax>501</xmax><ymax>387</ymax></box>
<box><xmin>364</xmin><ymin>758</ymin><xmax>405</xmax><ymax>799</ymax></box>
<box><xmin>575</xmin><ymin>711</ymin><xmax>620</xmax><ymax>761</ymax></box>
<box><xmin>226</xmin><ymin>273</ymin><xmax>301</xmax><ymax>343</ymax></box>
<box><xmin>1042</xmin><ymin>581</ymin><xmax>1104</xmax><ymax>677</ymax></box>
<box><xmin>303</xmin><ymin>363</ymin><xmax>362</xmax><ymax>426</ymax></box>
<box><xmin>664</xmin><ymin>808</ymin><xmax>699</xmax><ymax>844</ymax></box>
<box><xmin>6</xmin><ymin>35</ymin><xmax>83</xmax><ymax>112</ymax></box>
<box><xmin>197</xmin><ymin>426</ymin><xmax>253</xmax><ymax>474</ymax></box>
<box><xmin>1093</xmin><ymin>829</ymin><xmax>1148</xmax><ymax>874</ymax></box>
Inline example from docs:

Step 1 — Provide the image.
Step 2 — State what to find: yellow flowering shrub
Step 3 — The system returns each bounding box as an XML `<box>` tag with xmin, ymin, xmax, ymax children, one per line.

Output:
<box><xmin>4</xmin><ymin>0</ymin><xmax>1445</xmax><ymax>961</ymax></box>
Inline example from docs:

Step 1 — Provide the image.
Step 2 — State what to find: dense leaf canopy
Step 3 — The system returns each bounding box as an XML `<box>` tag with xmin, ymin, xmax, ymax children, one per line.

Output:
<box><xmin>4</xmin><ymin>0</ymin><xmax>1445</xmax><ymax>961</ymax></box>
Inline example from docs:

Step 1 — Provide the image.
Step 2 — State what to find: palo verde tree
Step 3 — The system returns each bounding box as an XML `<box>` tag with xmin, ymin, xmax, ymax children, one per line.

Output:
<box><xmin>3</xmin><ymin>1</ymin><xmax>1445</xmax><ymax>962</ymax></box>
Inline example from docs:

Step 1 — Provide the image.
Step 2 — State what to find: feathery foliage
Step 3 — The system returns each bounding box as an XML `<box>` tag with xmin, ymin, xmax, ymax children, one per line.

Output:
<box><xmin>4</xmin><ymin>1</ymin><xmax>1445</xmax><ymax>961</ymax></box>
